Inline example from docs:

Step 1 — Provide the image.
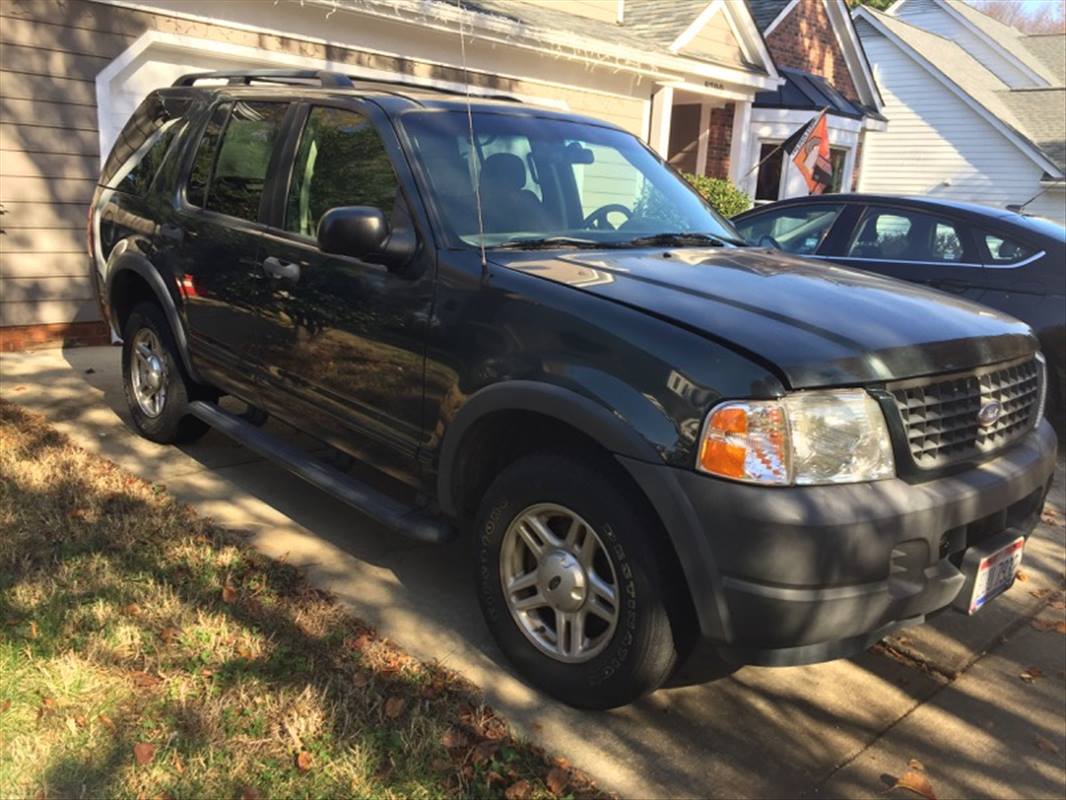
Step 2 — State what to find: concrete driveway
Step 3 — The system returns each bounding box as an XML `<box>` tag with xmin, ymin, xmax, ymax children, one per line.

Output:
<box><xmin>2</xmin><ymin>345</ymin><xmax>1064</xmax><ymax>799</ymax></box>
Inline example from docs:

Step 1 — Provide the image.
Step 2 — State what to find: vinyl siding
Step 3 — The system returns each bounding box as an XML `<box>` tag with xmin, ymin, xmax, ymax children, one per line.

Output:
<box><xmin>856</xmin><ymin>22</ymin><xmax>1062</xmax><ymax>224</ymax></box>
<box><xmin>893</xmin><ymin>0</ymin><xmax>1039</xmax><ymax>89</ymax></box>
<box><xmin>0</xmin><ymin>0</ymin><xmax>649</xmax><ymax>331</ymax></box>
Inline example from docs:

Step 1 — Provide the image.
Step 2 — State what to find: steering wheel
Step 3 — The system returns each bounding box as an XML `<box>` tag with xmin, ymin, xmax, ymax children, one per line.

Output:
<box><xmin>583</xmin><ymin>204</ymin><xmax>633</xmax><ymax>231</ymax></box>
<box><xmin>758</xmin><ymin>234</ymin><xmax>782</xmax><ymax>250</ymax></box>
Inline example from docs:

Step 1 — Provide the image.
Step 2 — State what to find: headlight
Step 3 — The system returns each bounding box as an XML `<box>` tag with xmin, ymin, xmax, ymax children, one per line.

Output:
<box><xmin>698</xmin><ymin>389</ymin><xmax>895</xmax><ymax>485</ymax></box>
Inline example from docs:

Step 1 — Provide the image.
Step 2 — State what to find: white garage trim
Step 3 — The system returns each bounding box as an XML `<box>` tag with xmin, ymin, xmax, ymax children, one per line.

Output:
<box><xmin>95</xmin><ymin>29</ymin><xmax>570</xmax><ymax>162</ymax></box>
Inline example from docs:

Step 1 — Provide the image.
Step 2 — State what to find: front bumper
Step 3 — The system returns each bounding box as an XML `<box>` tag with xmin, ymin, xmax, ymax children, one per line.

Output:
<box><xmin>622</xmin><ymin>420</ymin><xmax>1058</xmax><ymax>666</ymax></box>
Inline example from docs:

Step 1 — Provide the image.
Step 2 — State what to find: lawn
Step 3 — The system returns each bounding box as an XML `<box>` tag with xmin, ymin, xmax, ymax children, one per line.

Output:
<box><xmin>0</xmin><ymin>400</ymin><xmax>600</xmax><ymax>800</ymax></box>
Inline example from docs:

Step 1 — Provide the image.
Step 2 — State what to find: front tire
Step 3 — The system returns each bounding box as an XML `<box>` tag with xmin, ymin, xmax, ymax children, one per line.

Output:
<box><xmin>475</xmin><ymin>451</ymin><xmax>682</xmax><ymax>709</ymax></box>
<box><xmin>121</xmin><ymin>302</ymin><xmax>210</xmax><ymax>444</ymax></box>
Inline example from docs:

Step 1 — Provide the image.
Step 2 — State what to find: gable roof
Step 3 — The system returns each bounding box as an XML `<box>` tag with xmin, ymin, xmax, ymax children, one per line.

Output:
<box><xmin>746</xmin><ymin>0</ymin><xmax>793</xmax><ymax>33</ymax></box>
<box><xmin>891</xmin><ymin>0</ymin><xmax>1061</xmax><ymax>86</ymax></box>
<box><xmin>1022</xmin><ymin>34</ymin><xmax>1066</xmax><ymax>85</ymax></box>
<box><xmin>623</xmin><ymin>0</ymin><xmax>712</xmax><ymax>46</ymax></box>
<box><xmin>855</xmin><ymin>7</ymin><xmax>1065</xmax><ymax>176</ymax></box>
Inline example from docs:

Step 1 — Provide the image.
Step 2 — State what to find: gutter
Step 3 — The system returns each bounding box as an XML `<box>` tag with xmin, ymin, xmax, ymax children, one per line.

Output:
<box><xmin>309</xmin><ymin>0</ymin><xmax>783</xmax><ymax>91</ymax></box>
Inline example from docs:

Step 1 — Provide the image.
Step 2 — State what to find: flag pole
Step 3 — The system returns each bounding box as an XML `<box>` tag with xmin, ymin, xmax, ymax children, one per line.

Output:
<box><xmin>740</xmin><ymin>107</ymin><xmax>830</xmax><ymax>179</ymax></box>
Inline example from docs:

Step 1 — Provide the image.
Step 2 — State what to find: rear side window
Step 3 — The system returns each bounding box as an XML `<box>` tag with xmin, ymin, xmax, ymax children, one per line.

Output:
<box><xmin>734</xmin><ymin>204</ymin><xmax>843</xmax><ymax>254</ymax></box>
<box><xmin>984</xmin><ymin>234</ymin><xmax>1035</xmax><ymax>265</ymax></box>
<box><xmin>101</xmin><ymin>92</ymin><xmax>192</xmax><ymax>193</ymax></box>
<box><xmin>847</xmin><ymin>207</ymin><xmax>966</xmax><ymax>263</ymax></box>
<box><xmin>186</xmin><ymin>101</ymin><xmax>287</xmax><ymax>222</ymax></box>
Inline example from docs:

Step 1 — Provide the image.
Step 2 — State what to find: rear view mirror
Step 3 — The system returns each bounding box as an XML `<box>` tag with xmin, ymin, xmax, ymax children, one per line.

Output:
<box><xmin>317</xmin><ymin>206</ymin><xmax>416</xmax><ymax>269</ymax></box>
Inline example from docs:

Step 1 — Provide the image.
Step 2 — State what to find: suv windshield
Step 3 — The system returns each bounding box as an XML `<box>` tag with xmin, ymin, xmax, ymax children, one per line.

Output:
<box><xmin>399</xmin><ymin>110</ymin><xmax>741</xmax><ymax>249</ymax></box>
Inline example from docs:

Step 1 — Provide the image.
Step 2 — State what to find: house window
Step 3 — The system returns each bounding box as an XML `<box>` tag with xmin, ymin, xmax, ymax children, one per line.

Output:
<box><xmin>827</xmin><ymin>147</ymin><xmax>848</xmax><ymax>194</ymax></box>
<box><xmin>755</xmin><ymin>142</ymin><xmax>784</xmax><ymax>201</ymax></box>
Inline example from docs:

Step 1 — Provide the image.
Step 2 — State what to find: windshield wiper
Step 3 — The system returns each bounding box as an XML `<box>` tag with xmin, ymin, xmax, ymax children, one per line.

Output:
<box><xmin>491</xmin><ymin>236</ymin><xmax>611</xmax><ymax>250</ymax></box>
<box><xmin>621</xmin><ymin>232</ymin><xmax>745</xmax><ymax>248</ymax></box>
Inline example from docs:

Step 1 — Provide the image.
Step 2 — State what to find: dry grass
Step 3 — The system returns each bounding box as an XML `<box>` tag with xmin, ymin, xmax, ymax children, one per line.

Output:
<box><xmin>0</xmin><ymin>400</ymin><xmax>602</xmax><ymax>800</ymax></box>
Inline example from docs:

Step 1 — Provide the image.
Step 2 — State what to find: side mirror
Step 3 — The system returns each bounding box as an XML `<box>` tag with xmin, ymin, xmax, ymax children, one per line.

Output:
<box><xmin>317</xmin><ymin>206</ymin><xmax>416</xmax><ymax>269</ymax></box>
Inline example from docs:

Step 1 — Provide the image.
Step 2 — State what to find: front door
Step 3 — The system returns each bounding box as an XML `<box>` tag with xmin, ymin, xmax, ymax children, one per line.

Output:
<box><xmin>172</xmin><ymin>99</ymin><xmax>292</xmax><ymax>395</ymax></box>
<box><xmin>824</xmin><ymin>204</ymin><xmax>988</xmax><ymax>303</ymax></box>
<box><xmin>251</xmin><ymin>103</ymin><xmax>434</xmax><ymax>483</ymax></box>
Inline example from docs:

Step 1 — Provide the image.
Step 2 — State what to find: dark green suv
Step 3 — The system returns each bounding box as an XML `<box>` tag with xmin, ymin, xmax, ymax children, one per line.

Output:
<box><xmin>90</xmin><ymin>71</ymin><xmax>1057</xmax><ymax>709</ymax></box>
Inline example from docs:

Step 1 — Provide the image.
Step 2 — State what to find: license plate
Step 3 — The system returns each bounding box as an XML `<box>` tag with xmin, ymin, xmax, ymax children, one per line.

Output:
<box><xmin>967</xmin><ymin>536</ymin><xmax>1024</xmax><ymax>614</ymax></box>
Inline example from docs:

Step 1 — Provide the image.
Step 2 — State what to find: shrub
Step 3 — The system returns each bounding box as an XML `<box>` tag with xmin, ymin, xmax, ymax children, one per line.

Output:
<box><xmin>682</xmin><ymin>173</ymin><xmax>752</xmax><ymax>218</ymax></box>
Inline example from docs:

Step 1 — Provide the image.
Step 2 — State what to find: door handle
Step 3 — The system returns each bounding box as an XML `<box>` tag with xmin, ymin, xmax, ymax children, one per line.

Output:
<box><xmin>262</xmin><ymin>256</ymin><xmax>300</xmax><ymax>283</ymax></box>
<box><xmin>158</xmin><ymin>223</ymin><xmax>184</xmax><ymax>243</ymax></box>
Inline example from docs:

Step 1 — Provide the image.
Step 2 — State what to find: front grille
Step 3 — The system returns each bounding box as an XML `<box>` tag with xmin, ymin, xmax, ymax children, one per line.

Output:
<box><xmin>889</xmin><ymin>357</ymin><xmax>1042</xmax><ymax>469</ymax></box>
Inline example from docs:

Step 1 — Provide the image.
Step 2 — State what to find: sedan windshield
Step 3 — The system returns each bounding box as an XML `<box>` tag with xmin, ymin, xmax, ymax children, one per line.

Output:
<box><xmin>399</xmin><ymin>110</ymin><xmax>742</xmax><ymax>249</ymax></box>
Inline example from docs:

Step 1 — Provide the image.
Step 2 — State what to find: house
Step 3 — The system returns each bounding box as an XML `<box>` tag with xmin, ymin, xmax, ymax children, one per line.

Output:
<box><xmin>710</xmin><ymin>0</ymin><xmax>887</xmax><ymax>202</ymax></box>
<box><xmin>1</xmin><ymin>0</ymin><xmax>788</xmax><ymax>349</ymax></box>
<box><xmin>853</xmin><ymin>0</ymin><xmax>1066</xmax><ymax>223</ymax></box>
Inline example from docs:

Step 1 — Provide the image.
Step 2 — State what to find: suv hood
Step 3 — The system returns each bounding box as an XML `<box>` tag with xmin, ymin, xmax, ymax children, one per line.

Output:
<box><xmin>491</xmin><ymin>247</ymin><xmax>1036</xmax><ymax>389</ymax></box>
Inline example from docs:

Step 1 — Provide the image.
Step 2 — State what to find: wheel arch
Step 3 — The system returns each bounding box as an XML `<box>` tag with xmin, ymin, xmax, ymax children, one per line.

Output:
<box><xmin>107</xmin><ymin>250</ymin><xmax>202</xmax><ymax>383</ymax></box>
<box><xmin>437</xmin><ymin>380</ymin><xmax>731</xmax><ymax>642</ymax></box>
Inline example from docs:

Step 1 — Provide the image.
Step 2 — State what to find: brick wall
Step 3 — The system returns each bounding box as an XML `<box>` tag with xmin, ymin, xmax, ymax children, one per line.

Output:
<box><xmin>704</xmin><ymin>104</ymin><xmax>735</xmax><ymax>180</ymax></box>
<box><xmin>766</xmin><ymin>0</ymin><xmax>859</xmax><ymax>102</ymax></box>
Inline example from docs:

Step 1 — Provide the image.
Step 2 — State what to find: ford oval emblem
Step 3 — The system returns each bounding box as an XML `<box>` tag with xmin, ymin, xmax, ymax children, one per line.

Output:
<box><xmin>978</xmin><ymin>401</ymin><xmax>1003</xmax><ymax>428</ymax></box>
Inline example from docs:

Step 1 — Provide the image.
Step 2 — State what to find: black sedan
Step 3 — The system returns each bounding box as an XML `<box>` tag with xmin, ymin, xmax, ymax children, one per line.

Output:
<box><xmin>733</xmin><ymin>194</ymin><xmax>1065</xmax><ymax>432</ymax></box>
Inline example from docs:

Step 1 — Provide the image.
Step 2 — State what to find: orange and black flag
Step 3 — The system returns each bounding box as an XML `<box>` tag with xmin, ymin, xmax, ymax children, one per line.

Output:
<box><xmin>782</xmin><ymin>110</ymin><xmax>833</xmax><ymax>195</ymax></box>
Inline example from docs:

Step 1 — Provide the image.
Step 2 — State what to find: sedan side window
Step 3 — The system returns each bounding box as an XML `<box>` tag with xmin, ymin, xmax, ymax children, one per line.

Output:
<box><xmin>285</xmin><ymin>106</ymin><xmax>399</xmax><ymax>238</ymax></box>
<box><xmin>734</xmin><ymin>204</ymin><xmax>843</xmax><ymax>255</ymax></box>
<box><xmin>847</xmin><ymin>207</ymin><xmax>966</xmax><ymax>263</ymax></box>
<box><xmin>985</xmin><ymin>234</ymin><xmax>1035</xmax><ymax>265</ymax></box>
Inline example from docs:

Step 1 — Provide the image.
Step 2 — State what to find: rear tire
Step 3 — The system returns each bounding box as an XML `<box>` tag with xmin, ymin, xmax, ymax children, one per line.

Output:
<box><xmin>121</xmin><ymin>302</ymin><xmax>211</xmax><ymax>444</ymax></box>
<box><xmin>475</xmin><ymin>451</ymin><xmax>682</xmax><ymax>709</ymax></box>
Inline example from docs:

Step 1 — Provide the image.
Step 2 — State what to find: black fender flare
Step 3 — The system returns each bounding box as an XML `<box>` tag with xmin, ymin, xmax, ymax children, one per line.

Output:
<box><xmin>436</xmin><ymin>380</ymin><xmax>660</xmax><ymax>517</ymax></box>
<box><xmin>436</xmin><ymin>380</ymin><xmax>731</xmax><ymax>640</ymax></box>
<box><xmin>105</xmin><ymin>249</ymin><xmax>203</xmax><ymax>383</ymax></box>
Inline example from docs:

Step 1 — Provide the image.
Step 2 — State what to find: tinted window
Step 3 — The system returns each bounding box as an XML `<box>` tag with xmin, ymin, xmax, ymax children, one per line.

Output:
<box><xmin>115</xmin><ymin>120</ymin><xmax>183</xmax><ymax>196</ymax></box>
<box><xmin>204</xmin><ymin>101</ymin><xmax>287</xmax><ymax>222</ymax></box>
<box><xmin>847</xmin><ymin>207</ymin><xmax>966</xmax><ymax>263</ymax></box>
<box><xmin>985</xmin><ymin>233</ymin><xmax>1035</xmax><ymax>264</ymax></box>
<box><xmin>101</xmin><ymin>92</ymin><xmax>192</xmax><ymax>190</ymax></box>
<box><xmin>735</xmin><ymin>204</ymin><xmax>842</xmax><ymax>254</ymax></box>
<box><xmin>186</xmin><ymin>103</ymin><xmax>231</xmax><ymax>208</ymax></box>
<box><xmin>285</xmin><ymin>107</ymin><xmax>398</xmax><ymax>237</ymax></box>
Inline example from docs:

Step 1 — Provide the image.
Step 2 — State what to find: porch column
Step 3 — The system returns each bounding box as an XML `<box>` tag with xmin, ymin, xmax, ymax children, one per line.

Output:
<box><xmin>728</xmin><ymin>98</ymin><xmax>754</xmax><ymax>192</ymax></box>
<box><xmin>648</xmin><ymin>85</ymin><xmax>674</xmax><ymax>157</ymax></box>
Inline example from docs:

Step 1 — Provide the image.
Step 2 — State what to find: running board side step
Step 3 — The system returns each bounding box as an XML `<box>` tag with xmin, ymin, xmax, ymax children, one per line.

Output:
<box><xmin>187</xmin><ymin>401</ymin><xmax>454</xmax><ymax>544</ymax></box>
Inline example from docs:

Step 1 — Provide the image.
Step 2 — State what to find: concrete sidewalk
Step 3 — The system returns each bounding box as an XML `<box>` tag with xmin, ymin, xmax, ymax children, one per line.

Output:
<box><xmin>2</xmin><ymin>345</ymin><xmax>1064</xmax><ymax>799</ymax></box>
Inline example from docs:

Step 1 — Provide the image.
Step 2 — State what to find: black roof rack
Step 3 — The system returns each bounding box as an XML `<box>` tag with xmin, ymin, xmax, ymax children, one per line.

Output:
<box><xmin>171</xmin><ymin>69</ymin><xmax>526</xmax><ymax>104</ymax></box>
<box><xmin>173</xmin><ymin>69</ymin><xmax>354</xmax><ymax>88</ymax></box>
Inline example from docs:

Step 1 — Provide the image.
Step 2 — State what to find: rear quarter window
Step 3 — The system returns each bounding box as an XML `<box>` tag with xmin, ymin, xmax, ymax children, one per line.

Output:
<box><xmin>100</xmin><ymin>92</ymin><xmax>193</xmax><ymax>193</ymax></box>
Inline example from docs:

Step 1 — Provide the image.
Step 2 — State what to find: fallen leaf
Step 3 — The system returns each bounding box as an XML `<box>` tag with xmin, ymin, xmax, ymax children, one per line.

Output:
<box><xmin>546</xmin><ymin>766</ymin><xmax>569</xmax><ymax>795</ymax></box>
<box><xmin>1035</xmin><ymin>735</ymin><xmax>1059</xmax><ymax>754</ymax></box>
<box><xmin>98</xmin><ymin>713</ymin><xmax>115</xmax><ymax>729</ymax></box>
<box><xmin>472</xmin><ymin>740</ymin><xmax>500</xmax><ymax>765</ymax></box>
<box><xmin>441</xmin><ymin>728</ymin><xmax>468</xmax><ymax>750</ymax></box>
<box><xmin>430</xmin><ymin>757</ymin><xmax>451</xmax><ymax>771</ymax></box>
<box><xmin>28</xmin><ymin>621</ymin><xmax>38</xmax><ymax>640</ymax></box>
<box><xmin>74</xmin><ymin>714</ymin><xmax>87</xmax><ymax>727</ymax></box>
<box><xmin>894</xmin><ymin>768</ymin><xmax>937</xmax><ymax>799</ymax></box>
<box><xmin>1030</xmin><ymin>588</ymin><xmax>1052</xmax><ymax>599</ymax></box>
<box><xmin>201</xmin><ymin>668</ymin><xmax>214</xmax><ymax>679</ymax></box>
<box><xmin>160</xmin><ymin>627</ymin><xmax>180</xmax><ymax>645</ymax></box>
<box><xmin>384</xmin><ymin>696</ymin><xmax>406</xmax><ymax>719</ymax></box>
<box><xmin>238</xmin><ymin>785</ymin><xmax>263</xmax><ymax>800</ymax></box>
<box><xmin>1050</xmin><ymin>600</ymin><xmax>1066</xmax><ymax>610</ymax></box>
<box><xmin>1031</xmin><ymin>618</ymin><xmax>1056</xmax><ymax>631</ymax></box>
<box><xmin>221</xmin><ymin>585</ymin><xmax>237</xmax><ymax>603</ymax></box>
<box><xmin>295</xmin><ymin>750</ymin><xmax>313</xmax><ymax>773</ymax></box>
<box><xmin>40</xmin><ymin>696</ymin><xmax>55</xmax><ymax>710</ymax></box>
<box><xmin>129</xmin><ymin>671</ymin><xmax>162</xmax><ymax>690</ymax></box>
<box><xmin>155</xmin><ymin>793</ymin><xmax>176</xmax><ymax>800</ymax></box>
<box><xmin>352</xmin><ymin>671</ymin><xmax>370</xmax><ymax>689</ymax></box>
<box><xmin>124</xmin><ymin>603</ymin><xmax>141</xmax><ymax>617</ymax></box>
<box><xmin>552</xmin><ymin>756</ymin><xmax>572</xmax><ymax>770</ymax></box>
<box><xmin>504</xmin><ymin>779</ymin><xmax>532</xmax><ymax>800</ymax></box>
<box><xmin>133</xmin><ymin>742</ymin><xmax>156</xmax><ymax>765</ymax></box>
<box><xmin>0</xmin><ymin>699</ymin><xmax>10</xmax><ymax>714</ymax></box>
<box><xmin>486</xmin><ymin>770</ymin><xmax>506</xmax><ymax>786</ymax></box>
<box><xmin>1057</xmin><ymin>621</ymin><xmax>1066</xmax><ymax>635</ymax></box>
<box><xmin>1016</xmin><ymin>570</ymin><xmax>1029</xmax><ymax>582</ymax></box>
<box><xmin>1020</xmin><ymin>666</ymin><xmax>1044</xmax><ymax>683</ymax></box>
